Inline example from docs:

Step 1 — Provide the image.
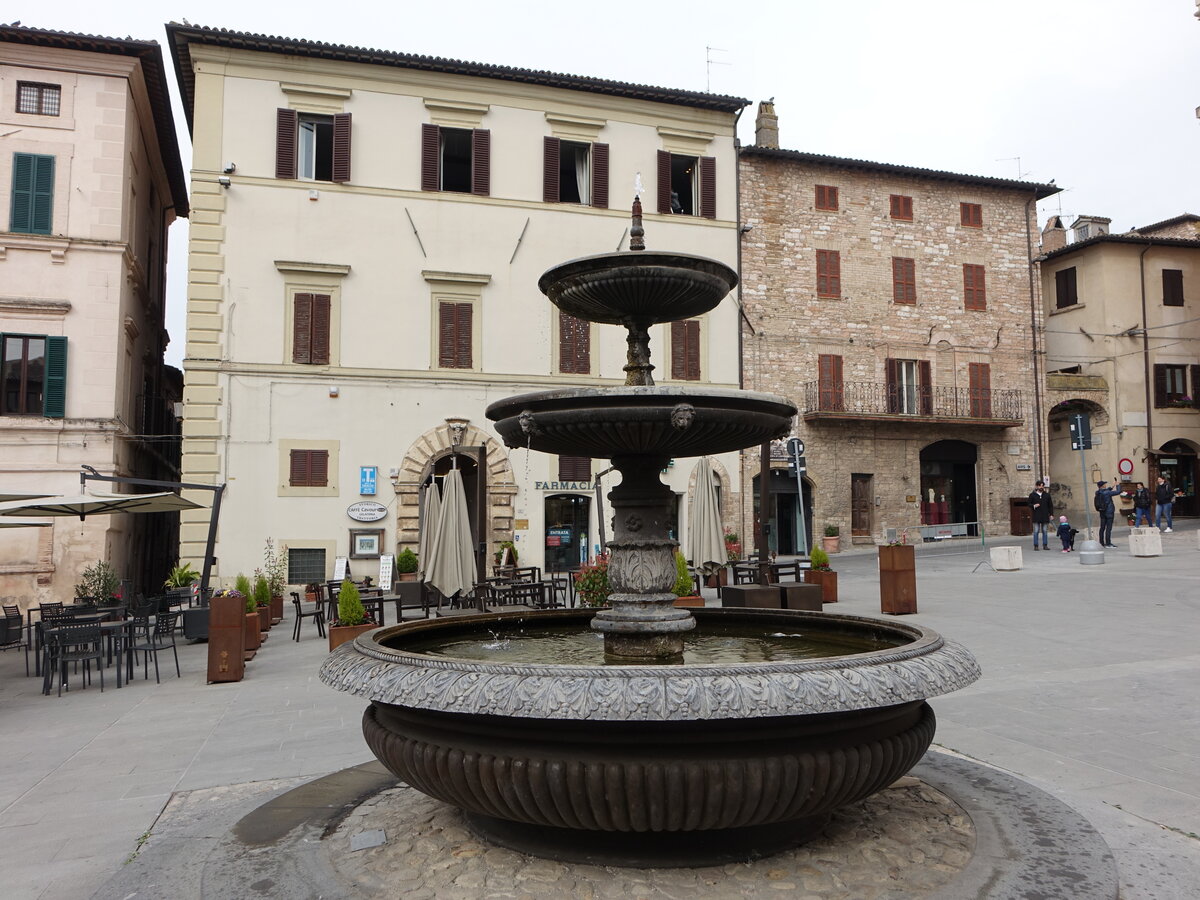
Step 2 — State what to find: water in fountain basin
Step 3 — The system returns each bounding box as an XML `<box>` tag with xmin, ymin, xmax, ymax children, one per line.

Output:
<box><xmin>387</xmin><ymin>621</ymin><xmax>902</xmax><ymax>666</ymax></box>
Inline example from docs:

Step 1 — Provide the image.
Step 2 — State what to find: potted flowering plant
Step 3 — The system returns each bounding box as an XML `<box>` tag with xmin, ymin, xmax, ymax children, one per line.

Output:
<box><xmin>263</xmin><ymin>539</ymin><xmax>287</xmax><ymax>625</ymax></box>
<box><xmin>574</xmin><ymin>555</ymin><xmax>611</xmax><ymax>608</ymax></box>
<box><xmin>821</xmin><ymin>524</ymin><xmax>841</xmax><ymax>554</ymax></box>
<box><xmin>803</xmin><ymin>544</ymin><xmax>838</xmax><ymax>604</ymax></box>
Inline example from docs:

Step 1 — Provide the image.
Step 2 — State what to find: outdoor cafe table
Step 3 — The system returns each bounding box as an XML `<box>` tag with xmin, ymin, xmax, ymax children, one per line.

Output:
<box><xmin>40</xmin><ymin>618</ymin><xmax>136</xmax><ymax>695</ymax></box>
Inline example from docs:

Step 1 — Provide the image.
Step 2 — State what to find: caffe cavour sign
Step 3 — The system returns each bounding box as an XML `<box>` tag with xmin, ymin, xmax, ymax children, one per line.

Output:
<box><xmin>535</xmin><ymin>481</ymin><xmax>592</xmax><ymax>491</ymax></box>
<box><xmin>347</xmin><ymin>501</ymin><xmax>388</xmax><ymax>522</ymax></box>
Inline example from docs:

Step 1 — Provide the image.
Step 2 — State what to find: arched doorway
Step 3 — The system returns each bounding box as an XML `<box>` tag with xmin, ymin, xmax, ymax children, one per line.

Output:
<box><xmin>1152</xmin><ymin>439</ymin><xmax>1197</xmax><ymax>517</ymax></box>
<box><xmin>751</xmin><ymin>470</ymin><xmax>813</xmax><ymax>556</ymax></box>
<box><xmin>420</xmin><ymin>452</ymin><xmax>482</xmax><ymax>578</ymax></box>
<box><xmin>920</xmin><ymin>440</ymin><xmax>978</xmax><ymax>536</ymax></box>
<box><xmin>544</xmin><ymin>493</ymin><xmax>590</xmax><ymax>571</ymax></box>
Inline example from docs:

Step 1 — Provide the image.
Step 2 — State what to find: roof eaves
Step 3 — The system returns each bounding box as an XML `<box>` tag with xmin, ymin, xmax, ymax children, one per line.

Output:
<box><xmin>1041</xmin><ymin>234</ymin><xmax>1200</xmax><ymax>262</ymax></box>
<box><xmin>740</xmin><ymin>145</ymin><xmax>1060</xmax><ymax>200</ymax></box>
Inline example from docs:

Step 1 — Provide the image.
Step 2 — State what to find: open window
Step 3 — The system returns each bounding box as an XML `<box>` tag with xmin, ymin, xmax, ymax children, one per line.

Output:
<box><xmin>276</xmin><ymin>109</ymin><xmax>351</xmax><ymax>182</ymax></box>
<box><xmin>543</xmin><ymin>138</ymin><xmax>609</xmax><ymax>207</ymax></box>
<box><xmin>886</xmin><ymin>358</ymin><xmax>932</xmax><ymax>415</ymax></box>
<box><xmin>422</xmin><ymin>124</ymin><xmax>490</xmax><ymax>195</ymax></box>
<box><xmin>656</xmin><ymin>150</ymin><xmax>715</xmax><ymax>218</ymax></box>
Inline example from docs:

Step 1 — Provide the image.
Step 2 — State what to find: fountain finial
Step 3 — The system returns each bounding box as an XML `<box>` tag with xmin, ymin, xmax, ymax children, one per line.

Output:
<box><xmin>630</xmin><ymin>173</ymin><xmax>645</xmax><ymax>251</ymax></box>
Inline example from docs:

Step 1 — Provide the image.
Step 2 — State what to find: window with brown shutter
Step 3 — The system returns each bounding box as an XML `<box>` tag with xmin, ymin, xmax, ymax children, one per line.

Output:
<box><xmin>289</xmin><ymin>449</ymin><xmax>329</xmax><ymax>487</ymax></box>
<box><xmin>1163</xmin><ymin>269</ymin><xmax>1184</xmax><ymax>307</ymax></box>
<box><xmin>918</xmin><ymin>360</ymin><xmax>933</xmax><ymax>414</ymax></box>
<box><xmin>277</xmin><ymin>110</ymin><xmax>349</xmax><ymax>182</ymax></box>
<box><xmin>960</xmin><ymin>202</ymin><xmax>983</xmax><ymax>227</ymax></box>
<box><xmin>544</xmin><ymin>139</ymin><xmax>607</xmax><ymax>207</ymax></box>
<box><xmin>592</xmin><ymin>143</ymin><xmax>609</xmax><ymax>209</ymax></box>
<box><xmin>671</xmin><ymin>320</ymin><xmax>701</xmax><ymax>380</ymax></box>
<box><xmin>890</xmin><ymin>194</ymin><xmax>913</xmax><ymax>220</ymax></box>
<box><xmin>438</xmin><ymin>302</ymin><xmax>473</xmax><ymax>369</ymax></box>
<box><xmin>331</xmin><ymin>113</ymin><xmax>352</xmax><ymax>183</ymax></box>
<box><xmin>292</xmin><ymin>293</ymin><xmax>331</xmax><ymax>364</ymax></box>
<box><xmin>963</xmin><ymin>264</ymin><xmax>986</xmax><ymax>310</ymax></box>
<box><xmin>657</xmin><ymin>152</ymin><xmax>709</xmax><ymax>216</ymax></box>
<box><xmin>657</xmin><ymin>149</ymin><xmax>672</xmax><ymax>214</ymax></box>
<box><xmin>968</xmin><ymin>363</ymin><xmax>992</xmax><ymax>418</ymax></box>
<box><xmin>1192</xmin><ymin>365</ymin><xmax>1200</xmax><ymax>405</ymax></box>
<box><xmin>698</xmin><ymin>156</ymin><xmax>716</xmax><ymax>219</ymax></box>
<box><xmin>892</xmin><ymin>257</ymin><xmax>916</xmax><ymax>303</ymax></box>
<box><xmin>558</xmin><ymin>455</ymin><xmax>591</xmax><ymax>482</ymax></box>
<box><xmin>1055</xmin><ymin>267</ymin><xmax>1078</xmax><ymax>309</ymax></box>
<box><xmin>817</xmin><ymin>354</ymin><xmax>844</xmax><ymax>411</ymax></box>
<box><xmin>276</xmin><ymin>108</ymin><xmax>298</xmax><ymax>179</ymax></box>
<box><xmin>559</xmin><ymin>311</ymin><xmax>590</xmax><ymax>374</ymax></box>
<box><xmin>815</xmin><ymin>185</ymin><xmax>838</xmax><ymax>211</ymax></box>
<box><xmin>885</xmin><ymin>358</ymin><xmax>927</xmax><ymax>414</ymax></box>
<box><xmin>421</xmin><ymin>126</ymin><xmax>489</xmax><ymax>194</ymax></box>
<box><xmin>1154</xmin><ymin>364</ymin><xmax>1187</xmax><ymax>406</ymax></box>
<box><xmin>816</xmin><ymin>250</ymin><xmax>841</xmax><ymax>298</ymax></box>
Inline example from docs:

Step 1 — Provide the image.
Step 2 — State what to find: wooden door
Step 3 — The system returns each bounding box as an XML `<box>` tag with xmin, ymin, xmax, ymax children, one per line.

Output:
<box><xmin>851</xmin><ymin>474</ymin><xmax>873</xmax><ymax>536</ymax></box>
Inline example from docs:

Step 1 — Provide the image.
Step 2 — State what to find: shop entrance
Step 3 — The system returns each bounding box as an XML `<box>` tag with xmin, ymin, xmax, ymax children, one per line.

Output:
<box><xmin>919</xmin><ymin>440</ymin><xmax>979</xmax><ymax>536</ymax></box>
<box><xmin>544</xmin><ymin>493</ymin><xmax>590</xmax><ymax>572</ymax></box>
<box><xmin>752</xmin><ymin>470</ymin><xmax>813</xmax><ymax>556</ymax></box>
<box><xmin>1151</xmin><ymin>440</ymin><xmax>1197</xmax><ymax>517</ymax></box>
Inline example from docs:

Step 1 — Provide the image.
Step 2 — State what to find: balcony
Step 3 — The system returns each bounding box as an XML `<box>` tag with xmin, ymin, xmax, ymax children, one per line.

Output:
<box><xmin>800</xmin><ymin>382</ymin><xmax>1024</xmax><ymax>427</ymax></box>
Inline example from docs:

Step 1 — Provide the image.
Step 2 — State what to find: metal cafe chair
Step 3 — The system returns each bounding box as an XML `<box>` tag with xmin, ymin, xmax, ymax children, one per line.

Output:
<box><xmin>45</xmin><ymin>621</ymin><xmax>105</xmax><ymax>696</ymax></box>
<box><xmin>1</xmin><ymin>605</ymin><xmax>30</xmax><ymax>674</ymax></box>
<box><xmin>291</xmin><ymin>592</ymin><xmax>325</xmax><ymax>641</ymax></box>
<box><xmin>130</xmin><ymin>610</ymin><xmax>181</xmax><ymax>683</ymax></box>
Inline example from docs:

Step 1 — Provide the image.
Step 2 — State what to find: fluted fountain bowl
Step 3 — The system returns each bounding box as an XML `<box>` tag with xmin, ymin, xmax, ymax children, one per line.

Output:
<box><xmin>538</xmin><ymin>251</ymin><xmax>738</xmax><ymax>325</ymax></box>
<box><xmin>486</xmin><ymin>386</ymin><xmax>796</xmax><ymax>459</ymax></box>
<box><xmin>319</xmin><ymin>608</ymin><xmax>981</xmax><ymax>867</ymax></box>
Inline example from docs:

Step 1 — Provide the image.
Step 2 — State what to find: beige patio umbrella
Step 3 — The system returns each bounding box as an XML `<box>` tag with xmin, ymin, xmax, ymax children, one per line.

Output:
<box><xmin>0</xmin><ymin>492</ymin><xmax>53</xmax><ymax>503</ymax></box>
<box><xmin>687</xmin><ymin>457</ymin><xmax>727</xmax><ymax>576</ymax></box>
<box><xmin>0</xmin><ymin>520</ymin><xmax>52</xmax><ymax>527</ymax></box>
<box><xmin>416</xmin><ymin>481</ymin><xmax>442</xmax><ymax>582</ymax></box>
<box><xmin>0</xmin><ymin>491</ymin><xmax>202</xmax><ymax>521</ymax></box>
<box><xmin>425</xmin><ymin>467</ymin><xmax>476</xmax><ymax>600</ymax></box>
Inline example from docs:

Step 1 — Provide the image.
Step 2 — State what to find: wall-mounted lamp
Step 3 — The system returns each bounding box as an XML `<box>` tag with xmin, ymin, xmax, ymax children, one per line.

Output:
<box><xmin>217</xmin><ymin>175</ymin><xmax>231</xmax><ymax>189</ymax></box>
<box><xmin>222</xmin><ymin>162</ymin><xmax>237</xmax><ymax>174</ymax></box>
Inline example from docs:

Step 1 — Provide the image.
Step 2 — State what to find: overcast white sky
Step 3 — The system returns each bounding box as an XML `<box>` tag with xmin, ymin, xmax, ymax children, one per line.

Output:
<box><xmin>15</xmin><ymin>1</ymin><xmax>1200</xmax><ymax>365</ymax></box>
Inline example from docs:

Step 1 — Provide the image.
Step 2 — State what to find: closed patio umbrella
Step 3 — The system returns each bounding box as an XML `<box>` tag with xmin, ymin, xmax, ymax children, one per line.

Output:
<box><xmin>416</xmin><ymin>481</ymin><xmax>442</xmax><ymax>582</ymax></box>
<box><xmin>687</xmin><ymin>457</ymin><xmax>727</xmax><ymax>577</ymax></box>
<box><xmin>425</xmin><ymin>467</ymin><xmax>476</xmax><ymax>601</ymax></box>
<box><xmin>0</xmin><ymin>491</ymin><xmax>201</xmax><ymax>521</ymax></box>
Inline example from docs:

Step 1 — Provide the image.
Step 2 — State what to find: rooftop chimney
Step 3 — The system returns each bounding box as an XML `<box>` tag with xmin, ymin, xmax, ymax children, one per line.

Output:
<box><xmin>1040</xmin><ymin>215</ymin><xmax>1067</xmax><ymax>254</ymax></box>
<box><xmin>755</xmin><ymin>100</ymin><xmax>778</xmax><ymax>149</ymax></box>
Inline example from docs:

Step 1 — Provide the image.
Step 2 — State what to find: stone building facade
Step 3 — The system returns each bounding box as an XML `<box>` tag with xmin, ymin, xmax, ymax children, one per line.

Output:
<box><xmin>166</xmin><ymin>24</ymin><xmax>746</xmax><ymax>587</ymax></box>
<box><xmin>0</xmin><ymin>26</ymin><xmax>187</xmax><ymax>608</ymax></box>
<box><xmin>738</xmin><ymin>109</ymin><xmax>1058</xmax><ymax>550</ymax></box>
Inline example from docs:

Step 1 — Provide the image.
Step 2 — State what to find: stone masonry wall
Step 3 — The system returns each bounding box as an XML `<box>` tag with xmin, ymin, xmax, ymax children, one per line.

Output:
<box><xmin>739</xmin><ymin>152</ymin><xmax>1045</xmax><ymax>544</ymax></box>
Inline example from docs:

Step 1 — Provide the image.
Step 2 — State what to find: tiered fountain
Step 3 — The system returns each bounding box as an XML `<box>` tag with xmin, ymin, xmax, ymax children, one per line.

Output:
<box><xmin>321</xmin><ymin>197</ymin><xmax>980</xmax><ymax>866</ymax></box>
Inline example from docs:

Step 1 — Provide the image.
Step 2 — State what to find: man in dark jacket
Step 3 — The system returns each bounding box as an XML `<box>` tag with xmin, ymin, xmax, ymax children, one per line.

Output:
<box><xmin>1027</xmin><ymin>481</ymin><xmax>1053</xmax><ymax>550</ymax></box>
<box><xmin>1095</xmin><ymin>480</ymin><xmax>1125</xmax><ymax>548</ymax></box>
<box><xmin>1155</xmin><ymin>475</ymin><xmax>1174</xmax><ymax>532</ymax></box>
<box><xmin>1132</xmin><ymin>482</ymin><xmax>1152</xmax><ymax>527</ymax></box>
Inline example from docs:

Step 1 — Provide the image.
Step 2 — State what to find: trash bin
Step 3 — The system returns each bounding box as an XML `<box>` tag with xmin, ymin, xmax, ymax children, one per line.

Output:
<box><xmin>1009</xmin><ymin>498</ymin><xmax>1032</xmax><ymax>536</ymax></box>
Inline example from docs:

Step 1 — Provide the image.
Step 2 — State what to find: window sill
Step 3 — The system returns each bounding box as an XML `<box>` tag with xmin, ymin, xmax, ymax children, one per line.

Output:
<box><xmin>1049</xmin><ymin>302</ymin><xmax>1085</xmax><ymax>316</ymax></box>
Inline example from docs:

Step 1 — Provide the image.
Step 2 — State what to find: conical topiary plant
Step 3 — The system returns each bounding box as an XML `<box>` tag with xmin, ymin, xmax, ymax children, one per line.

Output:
<box><xmin>337</xmin><ymin>579</ymin><xmax>366</xmax><ymax>626</ymax></box>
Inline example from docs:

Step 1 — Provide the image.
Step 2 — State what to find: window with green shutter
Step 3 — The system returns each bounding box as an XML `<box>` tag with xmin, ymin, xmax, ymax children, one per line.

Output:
<box><xmin>1</xmin><ymin>333</ymin><xmax>65</xmax><ymax>417</ymax></box>
<box><xmin>10</xmin><ymin>153</ymin><xmax>55</xmax><ymax>234</ymax></box>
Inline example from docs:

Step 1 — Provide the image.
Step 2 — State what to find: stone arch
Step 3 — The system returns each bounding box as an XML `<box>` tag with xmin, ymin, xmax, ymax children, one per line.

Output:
<box><xmin>393</xmin><ymin>419</ymin><xmax>517</xmax><ymax>558</ymax></box>
<box><xmin>1048</xmin><ymin>396</ymin><xmax>1109</xmax><ymax>428</ymax></box>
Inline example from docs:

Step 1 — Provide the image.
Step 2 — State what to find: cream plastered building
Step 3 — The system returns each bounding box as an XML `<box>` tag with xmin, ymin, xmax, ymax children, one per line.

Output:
<box><xmin>0</xmin><ymin>26</ymin><xmax>188</xmax><ymax>609</ymax></box>
<box><xmin>738</xmin><ymin>103</ymin><xmax>1059</xmax><ymax>549</ymax></box>
<box><xmin>166</xmin><ymin>24</ymin><xmax>746</xmax><ymax>588</ymax></box>
<box><xmin>1039</xmin><ymin>215</ymin><xmax>1200</xmax><ymax>524</ymax></box>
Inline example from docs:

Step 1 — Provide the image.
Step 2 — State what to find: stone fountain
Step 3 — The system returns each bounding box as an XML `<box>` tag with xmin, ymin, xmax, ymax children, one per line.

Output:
<box><xmin>320</xmin><ymin>198</ymin><xmax>980</xmax><ymax>866</ymax></box>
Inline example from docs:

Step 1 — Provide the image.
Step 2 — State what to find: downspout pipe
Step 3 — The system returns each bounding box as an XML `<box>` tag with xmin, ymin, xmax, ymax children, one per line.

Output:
<box><xmin>1025</xmin><ymin>194</ymin><xmax>1046</xmax><ymax>481</ymax></box>
<box><xmin>1139</xmin><ymin>242</ymin><xmax>1155</xmax><ymax>458</ymax></box>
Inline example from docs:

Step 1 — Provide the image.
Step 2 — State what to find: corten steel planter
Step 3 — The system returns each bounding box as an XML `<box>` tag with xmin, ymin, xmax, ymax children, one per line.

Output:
<box><xmin>270</xmin><ymin>595</ymin><xmax>284</xmax><ymax>625</ymax></box>
<box><xmin>804</xmin><ymin>569</ymin><xmax>839</xmax><ymax>604</ymax></box>
<box><xmin>257</xmin><ymin>605</ymin><xmax>271</xmax><ymax>636</ymax></box>
<box><xmin>243</xmin><ymin>611</ymin><xmax>260</xmax><ymax>660</ymax></box>
<box><xmin>321</xmin><ymin>608</ymin><xmax>979</xmax><ymax>866</ymax></box>
<box><xmin>879</xmin><ymin>545</ymin><xmax>917</xmax><ymax>615</ymax></box>
<box><xmin>206</xmin><ymin>594</ymin><xmax>245</xmax><ymax>683</ymax></box>
<box><xmin>328</xmin><ymin>623</ymin><xmax>375</xmax><ymax>652</ymax></box>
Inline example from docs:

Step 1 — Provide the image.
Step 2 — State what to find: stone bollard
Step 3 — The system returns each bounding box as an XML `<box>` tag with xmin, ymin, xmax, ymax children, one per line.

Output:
<box><xmin>1129</xmin><ymin>527</ymin><xmax>1162</xmax><ymax>557</ymax></box>
<box><xmin>1078</xmin><ymin>539</ymin><xmax>1105</xmax><ymax>565</ymax></box>
<box><xmin>990</xmin><ymin>546</ymin><xmax>1022</xmax><ymax>571</ymax></box>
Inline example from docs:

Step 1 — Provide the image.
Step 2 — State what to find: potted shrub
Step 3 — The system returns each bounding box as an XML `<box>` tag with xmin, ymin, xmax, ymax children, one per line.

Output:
<box><xmin>253</xmin><ymin>574</ymin><xmax>272</xmax><ymax>636</ymax></box>
<box><xmin>235</xmin><ymin>574</ymin><xmax>259</xmax><ymax>659</ymax></box>
<box><xmin>263</xmin><ymin>539</ymin><xmax>286</xmax><ymax>625</ymax></box>
<box><xmin>574</xmin><ymin>555</ymin><xmax>611</xmax><ymax>608</ymax></box>
<box><xmin>329</xmin><ymin>578</ymin><xmax>376</xmax><ymax>651</ymax></box>
<box><xmin>803</xmin><ymin>544</ymin><xmax>838</xmax><ymax>604</ymax></box>
<box><xmin>75</xmin><ymin>560</ymin><xmax>120</xmax><ymax>607</ymax></box>
<box><xmin>396</xmin><ymin>548</ymin><xmax>419</xmax><ymax>582</ymax></box>
<box><xmin>671</xmin><ymin>550</ymin><xmax>702</xmax><ymax>607</ymax></box>
<box><xmin>821</xmin><ymin>524</ymin><xmax>841</xmax><ymax>554</ymax></box>
<box><xmin>164</xmin><ymin>563</ymin><xmax>198</xmax><ymax>590</ymax></box>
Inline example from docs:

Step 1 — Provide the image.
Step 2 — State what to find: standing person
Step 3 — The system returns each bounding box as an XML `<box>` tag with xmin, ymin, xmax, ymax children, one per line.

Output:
<box><xmin>1132</xmin><ymin>482</ymin><xmax>1152</xmax><ymax>527</ymax></box>
<box><xmin>1095</xmin><ymin>480</ymin><xmax>1125</xmax><ymax>549</ymax></box>
<box><xmin>1027</xmin><ymin>481</ymin><xmax>1054</xmax><ymax>550</ymax></box>
<box><xmin>1056</xmin><ymin>515</ymin><xmax>1073</xmax><ymax>553</ymax></box>
<box><xmin>1155</xmin><ymin>475</ymin><xmax>1174</xmax><ymax>533</ymax></box>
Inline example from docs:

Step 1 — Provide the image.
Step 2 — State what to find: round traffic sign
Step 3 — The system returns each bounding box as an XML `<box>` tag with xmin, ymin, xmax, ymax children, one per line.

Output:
<box><xmin>787</xmin><ymin>437</ymin><xmax>805</xmax><ymax>456</ymax></box>
<box><xmin>1117</xmin><ymin>457</ymin><xmax>1133</xmax><ymax>476</ymax></box>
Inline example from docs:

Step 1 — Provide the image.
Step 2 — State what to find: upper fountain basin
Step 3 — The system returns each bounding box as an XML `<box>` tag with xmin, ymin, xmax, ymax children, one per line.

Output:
<box><xmin>538</xmin><ymin>251</ymin><xmax>738</xmax><ymax>325</ymax></box>
<box><xmin>486</xmin><ymin>386</ymin><xmax>796</xmax><ymax>458</ymax></box>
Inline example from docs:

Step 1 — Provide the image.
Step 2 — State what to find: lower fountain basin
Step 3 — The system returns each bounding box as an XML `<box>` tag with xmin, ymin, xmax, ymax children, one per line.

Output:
<box><xmin>486</xmin><ymin>386</ymin><xmax>797</xmax><ymax>458</ymax></box>
<box><xmin>320</xmin><ymin>609</ymin><xmax>980</xmax><ymax>865</ymax></box>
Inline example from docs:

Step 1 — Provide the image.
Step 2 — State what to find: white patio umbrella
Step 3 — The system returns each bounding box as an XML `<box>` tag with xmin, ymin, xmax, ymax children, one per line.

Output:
<box><xmin>425</xmin><ymin>466</ymin><xmax>476</xmax><ymax>600</ymax></box>
<box><xmin>416</xmin><ymin>480</ymin><xmax>442</xmax><ymax>582</ymax></box>
<box><xmin>687</xmin><ymin>457</ymin><xmax>727</xmax><ymax>576</ymax></box>
<box><xmin>0</xmin><ymin>491</ymin><xmax>202</xmax><ymax>521</ymax></box>
<box><xmin>0</xmin><ymin>520</ymin><xmax>52</xmax><ymax>528</ymax></box>
<box><xmin>0</xmin><ymin>492</ymin><xmax>53</xmax><ymax>503</ymax></box>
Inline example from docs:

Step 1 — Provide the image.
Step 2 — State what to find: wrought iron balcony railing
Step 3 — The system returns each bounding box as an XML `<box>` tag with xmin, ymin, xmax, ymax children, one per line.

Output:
<box><xmin>800</xmin><ymin>382</ymin><xmax>1024</xmax><ymax>424</ymax></box>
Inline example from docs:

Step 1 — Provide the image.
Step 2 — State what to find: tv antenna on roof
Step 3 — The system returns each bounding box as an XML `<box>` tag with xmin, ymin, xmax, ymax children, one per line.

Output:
<box><xmin>996</xmin><ymin>156</ymin><xmax>1031</xmax><ymax>180</ymax></box>
<box><xmin>706</xmin><ymin>46</ymin><xmax>730</xmax><ymax>92</ymax></box>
